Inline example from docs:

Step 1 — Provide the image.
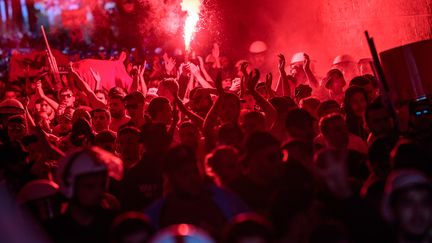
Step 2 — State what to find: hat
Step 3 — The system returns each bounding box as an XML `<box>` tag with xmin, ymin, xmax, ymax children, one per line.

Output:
<box><xmin>332</xmin><ymin>54</ymin><xmax>356</xmax><ymax>65</ymax></box>
<box><xmin>291</xmin><ymin>52</ymin><xmax>306</xmax><ymax>65</ymax></box>
<box><xmin>323</xmin><ymin>69</ymin><xmax>345</xmax><ymax>89</ymax></box>
<box><xmin>382</xmin><ymin>170</ymin><xmax>432</xmax><ymax>223</ymax></box>
<box><xmin>249</xmin><ymin>41</ymin><xmax>267</xmax><ymax>54</ymax></box>
<box><xmin>0</xmin><ymin>98</ymin><xmax>25</xmax><ymax>115</ymax></box>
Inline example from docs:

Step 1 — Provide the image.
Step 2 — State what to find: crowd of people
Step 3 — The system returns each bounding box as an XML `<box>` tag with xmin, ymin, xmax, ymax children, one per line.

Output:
<box><xmin>1</xmin><ymin>33</ymin><xmax>432</xmax><ymax>243</ymax></box>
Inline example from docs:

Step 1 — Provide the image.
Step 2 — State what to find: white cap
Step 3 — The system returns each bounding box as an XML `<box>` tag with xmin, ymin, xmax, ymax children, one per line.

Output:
<box><xmin>17</xmin><ymin>179</ymin><xmax>59</xmax><ymax>204</ymax></box>
<box><xmin>57</xmin><ymin>147</ymin><xmax>123</xmax><ymax>199</ymax></box>
<box><xmin>291</xmin><ymin>52</ymin><xmax>306</xmax><ymax>64</ymax></box>
<box><xmin>249</xmin><ymin>41</ymin><xmax>268</xmax><ymax>54</ymax></box>
<box><xmin>332</xmin><ymin>54</ymin><xmax>356</xmax><ymax>65</ymax></box>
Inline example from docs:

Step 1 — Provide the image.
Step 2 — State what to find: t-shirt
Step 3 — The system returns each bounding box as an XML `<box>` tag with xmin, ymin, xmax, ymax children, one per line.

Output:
<box><xmin>115</xmin><ymin>153</ymin><xmax>164</xmax><ymax>210</ymax></box>
<box><xmin>44</xmin><ymin>208</ymin><xmax>117</xmax><ymax>243</ymax></box>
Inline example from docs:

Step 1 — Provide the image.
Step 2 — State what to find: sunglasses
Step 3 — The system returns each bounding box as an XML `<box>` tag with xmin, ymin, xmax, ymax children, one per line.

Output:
<box><xmin>60</xmin><ymin>93</ymin><xmax>73</xmax><ymax>99</ymax></box>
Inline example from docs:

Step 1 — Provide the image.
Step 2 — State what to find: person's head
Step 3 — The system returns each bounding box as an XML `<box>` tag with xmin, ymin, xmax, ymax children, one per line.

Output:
<box><xmin>116</xmin><ymin>127</ymin><xmax>143</xmax><ymax>168</ymax></box>
<box><xmin>285</xmin><ymin>108</ymin><xmax>316</xmax><ymax>143</ymax></box>
<box><xmin>123</xmin><ymin>91</ymin><xmax>145</xmax><ymax>121</ymax></box>
<box><xmin>140</xmin><ymin>123</ymin><xmax>171</xmax><ymax>154</ymax></box>
<box><xmin>241</xmin><ymin>93</ymin><xmax>256</xmax><ymax>111</ymax></box>
<box><xmin>365</xmin><ymin>98</ymin><xmax>395</xmax><ymax>138</ymax></box>
<box><xmin>219</xmin><ymin>93</ymin><xmax>241</xmax><ymax>124</ymax></box>
<box><xmin>290</xmin><ymin>52</ymin><xmax>307</xmax><ymax>84</ymax></box>
<box><xmin>164</xmin><ymin>145</ymin><xmax>203</xmax><ymax>196</ymax></box>
<box><xmin>109</xmin><ymin>87</ymin><xmax>127</xmax><ymax>119</ymax></box>
<box><xmin>59</xmin><ymin>87</ymin><xmax>75</xmax><ymax>107</ymax></box>
<box><xmin>319</xmin><ymin>113</ymin><xmax>349</xmax><ymax>149</ymax></box>
<box><xmin>343</xmin><ymin>85</ymin><xmax>368</xmax><ymax>119</ymax></box>
<box><xmin>317</xmin><ymin>100</ymin><xmax>342</xmax><ymax>119</ymax></box>
<box><xmin>95</xmin><ymin>89</ymin><xmax>108</xmax><ymax>105</ymax></box>
<box><xmin>157</xmin><ymin>78</ymin><xmax>178</xmax><ymax>103</ymax></box>
<box><xmin>7</xmin><ymin>115</ymin><xmax>27</xmax><ymax>142</ymax></box>
<box><xmin>205</xmin><ymin>145</ymin><xmax>241</xmax><ymax>185</ymax></box>
<box><xmin>349</xmin><ymin>76</ymin><xmax>376</xmax><ymax>102</ymax></box>
<box><xmin>3</xmin><ymin>85</ymin><xmax>21</xmax><ymax>100</ymax></box>
<box><xmin>269</xmin><ymin>96</ymin><xmax>297</xmax><ymax>118</ymax></box>
<box><xmin>111</xmin><ymin>212</ymin><xmax>154</xmax><ymax>243</ymax></box>
<box><xmin>94</xmin><ymin>130</ymin><xmax>117</xmax><ymax>153</ymax></box>
<box><xmin>70</xmin><ymin>118</ymin><xmax>94</xmax><ymax>147</ymax></box>
<box><xmin>243</xmin><ymin>132</ymin><xmax>283</xmax><ymax>185</ymax></box>
<box><xmin>189</xmin><ymin>88</ymin><xmax>213</xmax><ymax>115</ymax></box>
<box><xmin>17</xmin><ymin>179</ymin><xmax>61</xmax><ymax>222</ymax></box>
<box><xmin>332</xmin><ymin>54</ymin><xmax>358</xmax><ymax>81</ymax></box>
<box><xmin>179</xmin><ymin>122</ymin><xmax>200</xmax><ymax>149</ymax></box>
<box><xmin>324</xmin><ymin>69</ymin><xmax>346</xmax><ymax>94</ymax></box>
<box><xmin>282</xmin><ymin>138</ymin><xmax>314</xmax><ymax>166</ymax></box>
<box><xmin>294</xmin><ymin>84</ymin><xmax>312</xmax><ymax>102</ymax></box>
<box><xmin>217</xmin><ymin>123</ymin><xmax>244</xmax><ymax>150</ymax></box>
<box><xmin>72</xmin><ymin>107</ymin><xmax>92</xmax><ymax>124</ymax></box>
<box><xmin>300</xmin><ymin>97</ymin><xmax>321</xmax><ymax>118</ymax></box>
<box><xmin>91</xmin><ymin>108</ymin><xmax>111</xmax><ymax>132</ymax></box>
<box><xmin>57</xmin><ymin>146</ymin><xmax>123</xmax><ymax>209</ymax></box>
<box><xmin>223</xmin><ymin>213</ymin><xmax>274</xmax><ymax>243</ymax></box>
<box><xmin>382</xmin><ymin>170</ymin><xmax>432</xmax><ymax>240</ymax></box>
<box><xmin>35</xmin><ymin>98</ymin><xmax>53</xmax><ymax>117</ymax></box>
<box><xmin>239</xmin><ymin>111</ymin><xmax>266</xmax><ymax>137</ymax></box>
<box><xmin>147</xmin><ymin>97</ymin><xmax>172</xmax><ymax>124</ymax></box>
<box><xmin>358</xmin><ymin>58</ymin><xmax>374</xmax><ymax>76</ymax></box>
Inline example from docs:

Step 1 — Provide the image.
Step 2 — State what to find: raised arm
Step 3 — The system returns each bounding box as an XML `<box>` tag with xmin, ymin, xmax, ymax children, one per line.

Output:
<box><xmin>35</xmin><ymin>80</ymin><xmax>59</xmax><ymax>111</ymax></box>
<box><xmin>70</xmin><ymin>65</ymin><xmax>106</xmax><ymax>109</ymax></box>
<box><xmin>190</xmin><ymin>63</ymin><xmax>214</xmax><ymax>89</ymax></box>
<box><xmin>203</xmin><ymin>71</ymin><xmax>224</xmax><ymax>150</ymax></box>
<box><xmin>275</xmin><ymin>54</ymin><xmax>291</xmax><ymax>97</ymax></box>
<box><xmin>174</xmin><ymin>95</ymin><xmax>204</xmax><ymax>128</ymax></box>
<box><xmin>197</xmin><ymin>56</ymin><xmax>213</xmax><ymax>83</ymax></box>
<box><xmin>303</xmin><ymin>53</ymin><xmax>319</xmax><ymax>88</ymax></box>
<box><xmin>247</xmin><ymin>69</ymin><xmax>278</xmax><ymax>129</ymax></box>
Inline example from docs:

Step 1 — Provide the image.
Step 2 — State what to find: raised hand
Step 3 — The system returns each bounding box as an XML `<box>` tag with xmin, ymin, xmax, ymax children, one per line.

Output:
<box><xmin>163</xmin><ymin>53</ymin><xmax>176</xmax><ymax>75</ymax></box>
<box><xmin>212</xmin><ymin>43</ymin><xmax>220</xmax><ymax>59</ymax></box>
<box><xmin>303</xmin><ymin>53</ymin><xmax>311</xmax><ymax>71</ymax></box>
<box><xmin>240</xmin><ymin>61</ymin><xmax>248</xmax><ymax>77</ymax></box>
<box><xmin>189</xmin><ymin>63</ymin><xmax>200</xmax><ymax>76</ymax></box>
<box><xmin>90</xmin><ymin>67</ymin><xmax>101</xmax><ymax>83</ymax></box>
<box><xmin>266</xmin><ymin>72</ymin><xmax>273</xmax><ymax>91</ymax></box>
<box><xmin>247</xmin><ymin>69</ymin><xmax>260</xmax><ymax>92</ymax></box>
<box><xmin>278</xmin><ymin>54</ymin><xmax>286</xmax><ymax>72</ymax></box>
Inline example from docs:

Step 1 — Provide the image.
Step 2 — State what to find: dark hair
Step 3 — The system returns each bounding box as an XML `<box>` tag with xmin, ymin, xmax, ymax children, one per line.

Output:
<box><xmin>147</xmin><ymin>97</ymin><xmax>169</xmax><ymax>120</ymax></box>
<box><xmin>317</xmin><ymin>100</ymin><xmax>340</xmax><ymax>119</ymax></box>
<box><xmin>123</xmin><ymin>91</ymin><xmax>145</xmax><ymax>105</ymax></box>
<box><xmin>108</xmin><ymin>87</ymin><xmax>127</xmax><ymax>100</ymax></box>
<box><xmin>94</xmin><ymin>130</ymin><xmax>117</xmax><ymax>144</ymax></box>
<box><xmin>90</xmin><ymin>108</ymin><xmax>111</xmax><ymax>120</ymax></box>
<box><xmin>285</xmin><ymin>108</ymin><xmax>315</xmax><ymax>130</ymax></box>
<box><xmin>343</xmin><ymin>86</ymin><xmax>368</xmax><ymax>139</ymax></box>
<box><xmin>163</xmin><ymin>145</ymin><xmax>197</xmax><ymax>175</ymax></box>
<box><xmin>140</xmin><ymin>123</ymin><xmax>170</xmax><ymax>151</ymax></box>
<box><xmin>59</xmin><ymin>87</ymin><xmax>73</xmax><ymax>95</ymax></box>
<box><xmin>349</xmin><ymin>76</ymin><xmax>371</xmax><ymax>87</ymax></box>
<box><xmin>319</xmin><ymin>113</ymin><xmax>345</xmax><ymax>135</ymax></box>
<box><xmin>269</xmin><ymin>96</ymin><xmax>297</xmax><ymax>114</ymax></box>
<box><xmin>245</xmin><ymin>131</ymin><xmax>280</xmax><ymax>155</ymax></box>
<box><xmin>118</xmin><ymin>126</ymin><xmax>141</xmax><ymax>138</ymax></box>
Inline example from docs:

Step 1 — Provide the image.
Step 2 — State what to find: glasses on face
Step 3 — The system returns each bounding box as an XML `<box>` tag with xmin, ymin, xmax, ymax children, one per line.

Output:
<box><xmin>60</xmin><ymin>93</ymin><xmax>73</xmax><ymax>99</ymax></box>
